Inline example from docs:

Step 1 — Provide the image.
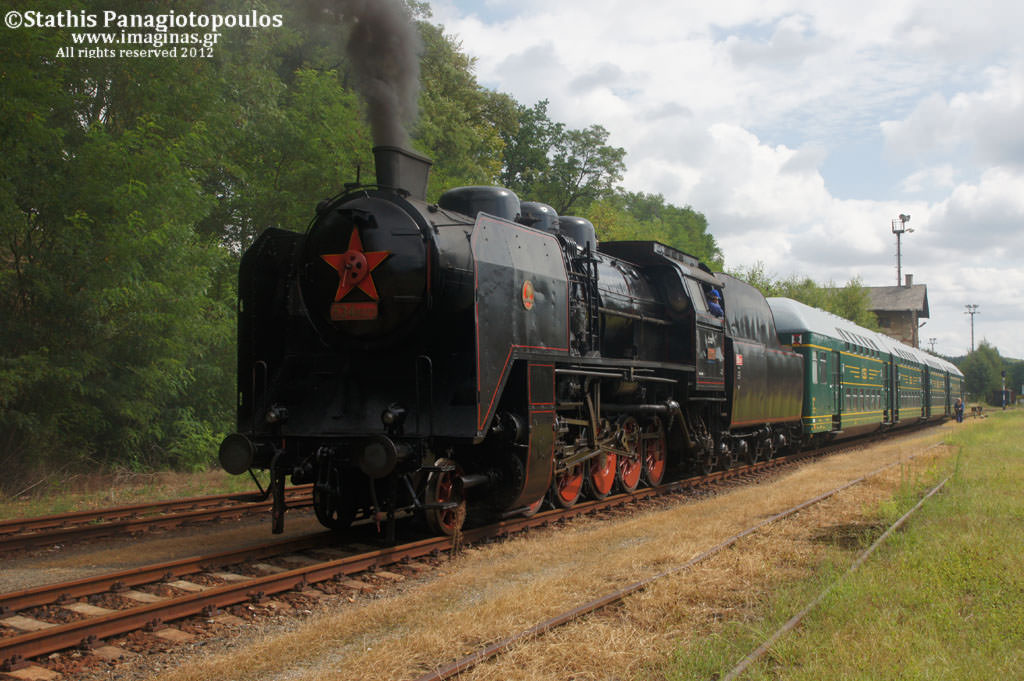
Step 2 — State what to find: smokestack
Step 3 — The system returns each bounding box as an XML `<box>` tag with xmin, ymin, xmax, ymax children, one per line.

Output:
<box><xmin>373</xmin><ymin>145</ymin><xmax>432</xmax><ymax>200</ymax></box>
<box><xmin>905</xmin><ymin>273</ymin><xmax>914</xmax><ymax>287</ymax></box>
<box><xmin>339</xmin><ymin>0</ymin><xmax>422</xmax><ymax>149</ymax></box>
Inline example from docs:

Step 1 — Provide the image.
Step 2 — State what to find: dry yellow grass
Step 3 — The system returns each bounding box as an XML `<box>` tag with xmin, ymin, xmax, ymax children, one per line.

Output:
<box><xmin>0</xmin><ymin>469</ymin><xmax>259</xmax><ymax>520</ymax></box>
<box><xmin>142</xmin><ymin>427</ymin><xmax>955</xmax><ymax>681</ymax></box>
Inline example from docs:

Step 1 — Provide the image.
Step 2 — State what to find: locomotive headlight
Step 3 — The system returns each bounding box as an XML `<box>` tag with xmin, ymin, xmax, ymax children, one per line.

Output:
<box><xmin>265</xmin><ymin>404</ymin><xmax>290</xmax><ymax>424</ymax></box>
<box><xmin>381</xmin><ymin>403</ymin><xmax>406</xmax><ymax>428</ymax></box>
<box><xmin>219</xmin><ymin>433</ymin><xmax>255</xmax><ymax>475</ymax></box>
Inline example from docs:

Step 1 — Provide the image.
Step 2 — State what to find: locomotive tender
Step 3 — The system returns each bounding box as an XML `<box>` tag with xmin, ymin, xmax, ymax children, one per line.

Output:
<box><xmin>218</xmin><ymin>146</ymin><xmax>962</xmax><ymax>537</ymax></box>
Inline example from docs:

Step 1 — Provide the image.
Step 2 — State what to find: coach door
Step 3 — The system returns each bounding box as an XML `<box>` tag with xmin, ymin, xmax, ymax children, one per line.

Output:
<box><xmin>881</xmin><ymin>360</ymin><xmax>891</xmax><ymax>424</ymax></box>
<box><xmin>890</xmin><ymin>361</ymin><xmax>899</xmax><ymax>424</ymax></box>
<box><xmin>923</xmin><ymin>366</ymin><xmax>932</xmax><ymax>419</ymax></box>
<box><xmin>830</xmin><ymin>351</ymin><xmax>840</xmax><ymax>418</ymax></box>
<box><xmin>831</xmin><ymin>350</ymin><xmax>842</xmax><ymax>431</ymax></box>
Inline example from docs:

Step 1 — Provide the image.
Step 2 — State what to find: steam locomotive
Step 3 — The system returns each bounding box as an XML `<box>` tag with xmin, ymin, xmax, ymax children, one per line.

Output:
<box><xmin>218</xmin><ymin>146</ymin><xmax>962</xmax><ymax>537</ymax></box>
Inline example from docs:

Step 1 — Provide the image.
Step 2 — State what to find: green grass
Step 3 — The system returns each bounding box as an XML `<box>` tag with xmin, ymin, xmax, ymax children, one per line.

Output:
<box><xmin>661</xmin><ymin>410</ymin><xmax>1024</xmax><ymax>680</ymax></box>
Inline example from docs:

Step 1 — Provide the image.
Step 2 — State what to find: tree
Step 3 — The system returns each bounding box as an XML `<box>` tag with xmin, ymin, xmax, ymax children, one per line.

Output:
<box><xmin>584</xmin><ymin>191</ymin><xmax>723</xmax><ymax>267</ymax></box>
<box><xmin>498</xmin><ymin>100</ymin><xmax>564</xmax><ymax>197</ymax></box>
<box><xmin>414</xmin><ymin>21</ymin><xmax>505</xmax><ymax>196</ymax></box>
<box><xmin>730</xmin><ymin>264</ymin><xmax>878</xmax><ymax>328</ymax></box>
<box><xmin>959</xmin><ymin>342</ymin><xmax>1004</xmax><ymax>401</ymax></box>
<box><xmin>826</xmin><ymin>278</ymin><xmax>878</xmax><ymax>329</ymax></box>
<box><xmin>538</xmin><ymin>124</ymin><xmax>626</xmax><ymax>214</ymax></box>
<box><xmin>0</xmin><ymin>0</ymin><xmax>240</xmax><ymax>485</ymax></box>
<box><xmin>494</xmin><ymin>100</ymin><xmax>626</xmax><ymax>214</ymax></box>
<box><xmin>1008</xmin><ymin>360</ymin><xmax>1024</xmax><ymax>398</ymax></box>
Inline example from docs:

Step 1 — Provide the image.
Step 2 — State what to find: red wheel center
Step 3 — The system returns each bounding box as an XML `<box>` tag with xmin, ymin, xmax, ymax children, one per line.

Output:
<box><xmin>644</xmin><ymin>439</ymin><xmax>667</xmax><ymax>483</ymax></box>
<box><xmin>619</xmin><ymin>455</ymin><xmax>642</xmax><ymax>487</ymax></box>
<box><xmin>557</xmin><ymin>466</ymin><xmax>584</xmax><ymax>502</ymax></box>
<box><xmin>591</xmin><ymin>454</ymin><xmax>617</xmax><ymax>495</ymax></box>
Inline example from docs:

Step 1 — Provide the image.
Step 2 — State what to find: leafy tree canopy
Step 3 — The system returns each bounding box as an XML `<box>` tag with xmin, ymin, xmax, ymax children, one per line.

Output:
<box><xmin>953</xmin><ymin>343</ymin><xmax>1021</xmax><ymax>404</ymax></box>
<box><xmin>958</xmin><ymin>342</ymin><xmax>1004</xmax><ymax>400</ymax></box>
<box><xmin>730</xmin><ymin>263</ymin><xmax>879</xmax><ymax>329</ymax></box>
<box><xmin>496</xmin><ymin>99</ymin><xmax>626</xmax><ymax>215</ymax></box>
<box><xmin>586</xmin><ymin>191</ymin><xmax>723</xmax><ymax>268</ymax></box>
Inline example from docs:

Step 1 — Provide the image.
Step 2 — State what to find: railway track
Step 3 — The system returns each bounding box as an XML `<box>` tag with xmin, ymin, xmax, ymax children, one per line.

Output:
<box><xmin>413</xmin><ymin>442</ymin><xmax>947</xmax><ymax>681</ymax></box>
<box><xmin>0</xmin><ymin>486</ymin><xmax>314</xmax><ymax>554</ymax></box>
<box><xmin>0</xmin><ymin>452</ymin><xmax>809</xmax><ymax>671</ymax></box>
<box><xmin>0</xmin><ymin>426</ymin><xmax>941</xmax><ymax>673</ymax></box>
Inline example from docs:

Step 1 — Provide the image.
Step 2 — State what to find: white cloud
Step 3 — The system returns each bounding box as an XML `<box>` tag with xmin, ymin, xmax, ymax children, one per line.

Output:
<box><xmin>882</xmin><ymin>65</ymin><xmax>1024</xmax><ymax>168</ymax></box>
<box><xmin>724</xmin><ymin>13</ymin><xmax>833</xmax><ymax>69</ymax></box>
<box><xmin>901</xmin><ymin>165</ymin><xmax>956</xmax><ymax>193</ymax></box>
<box><xmin>925</xmin><ymin>167</ymin><xmax>1024</xmax><ymax>251</ymax></box>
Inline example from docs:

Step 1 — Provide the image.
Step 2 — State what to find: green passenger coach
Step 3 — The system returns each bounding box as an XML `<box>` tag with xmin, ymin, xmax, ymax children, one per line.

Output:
<box><xmin>767</xmin><ymin>298</ymin><xmax>963</xmax><ymax>443</ymax></box>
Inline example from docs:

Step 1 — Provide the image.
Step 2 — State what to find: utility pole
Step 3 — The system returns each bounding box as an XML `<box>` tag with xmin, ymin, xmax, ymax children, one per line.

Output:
<box><xmin>964</xmin><ymin>304</ymin><xmax>979</xmax><ymax>352</ymax></box>
<box><xmin>892</xmin><ymin>214</ymin><xmax>913</xmax><ymax>286</ymax></box>
<box><xmin>928</xmin><ymin>338</ymin><xmax>937</xmax><ymax>353</ymax></box>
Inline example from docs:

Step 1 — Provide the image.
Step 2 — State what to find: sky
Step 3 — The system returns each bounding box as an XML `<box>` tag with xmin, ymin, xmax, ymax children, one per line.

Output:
<box><xmin>428</xmin><ymin>0</ymin><xmax>1024</xmax><ymax>361</ymax></box>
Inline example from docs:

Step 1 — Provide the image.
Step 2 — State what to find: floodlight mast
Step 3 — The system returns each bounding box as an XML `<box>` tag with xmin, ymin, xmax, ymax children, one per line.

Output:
<box><xmin>892</xmin><ymin>214</ymin><xmax>913</xmax><ymax>286</ymax></box>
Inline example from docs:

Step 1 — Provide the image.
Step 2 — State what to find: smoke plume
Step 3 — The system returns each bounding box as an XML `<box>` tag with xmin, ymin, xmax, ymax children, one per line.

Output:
<box><xmin>338</xmin><ymin>0</ymin><xmax>422</xmax><ymax>149</ymax></box>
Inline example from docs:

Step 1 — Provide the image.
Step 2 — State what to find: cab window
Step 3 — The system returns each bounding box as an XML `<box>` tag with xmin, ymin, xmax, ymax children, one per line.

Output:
<box><xmin>685</xmin><ymin>278</ymin><xmax>710</xmax><ymax>314</ymax></box>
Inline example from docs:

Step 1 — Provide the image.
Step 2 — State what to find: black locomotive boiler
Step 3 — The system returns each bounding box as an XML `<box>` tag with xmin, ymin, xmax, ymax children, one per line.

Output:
<box><xmin>218</xmin><ymin>146</ymin><xmax>805</xmax><ymax>537</ymax></box>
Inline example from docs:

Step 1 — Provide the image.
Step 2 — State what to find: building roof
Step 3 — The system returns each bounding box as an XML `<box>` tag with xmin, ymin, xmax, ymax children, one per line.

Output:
<box><xmin>865</xmin><ymin>284</ymin><xmax>929</xmax><ymax>318</ymax></box>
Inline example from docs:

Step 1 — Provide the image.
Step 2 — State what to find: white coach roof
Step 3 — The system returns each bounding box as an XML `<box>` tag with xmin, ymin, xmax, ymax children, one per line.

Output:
<box><xmin>767</xmin><ymin>297</ymin><xmax>962</xmax><ymax>378</ymax></box>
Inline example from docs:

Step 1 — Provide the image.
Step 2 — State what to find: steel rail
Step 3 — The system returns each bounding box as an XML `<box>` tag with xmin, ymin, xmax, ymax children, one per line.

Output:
<box><xmin>0</xmin><ymin>486</ymin><xmax>312</xmax><ymax>535</ymax></box>
<box><xmin>0</xmin><ymin>432</ymin><xmax>934</xmax><ymax>667</ymax></box>
<box><xmin>0</xmin><ymin>532</ymin><xmax>337</xmax><ymax>614</ymax></box>
<box><xmin>720</xmin><ymin>473</ymin><xmax>951</xmax><ymax>681</ymax></box>
<box><xmin>0</xmin><ymin>454</ymin><xmax>803</xmax><ymax>666</ymax></box>
<box><xmin>0</xmin><ymin>532</ymin><xmax>455</xmax><ymax>665</ymax></box>
<box><xmin>410</xmin><ymin>443</ymin><xmax>945</xmax><ymax>681</ymax></box>
<box><xmin>0</xmin><ymin>489</ymin><xmax>313</xmax><ymax>554</ymax></box>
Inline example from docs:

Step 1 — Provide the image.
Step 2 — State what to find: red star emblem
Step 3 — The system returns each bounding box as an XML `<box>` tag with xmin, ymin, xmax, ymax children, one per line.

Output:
<box><xmin>321</xmin><ymin>229</ymin><xmax>391</xmax><ymax>302</ymax></box>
